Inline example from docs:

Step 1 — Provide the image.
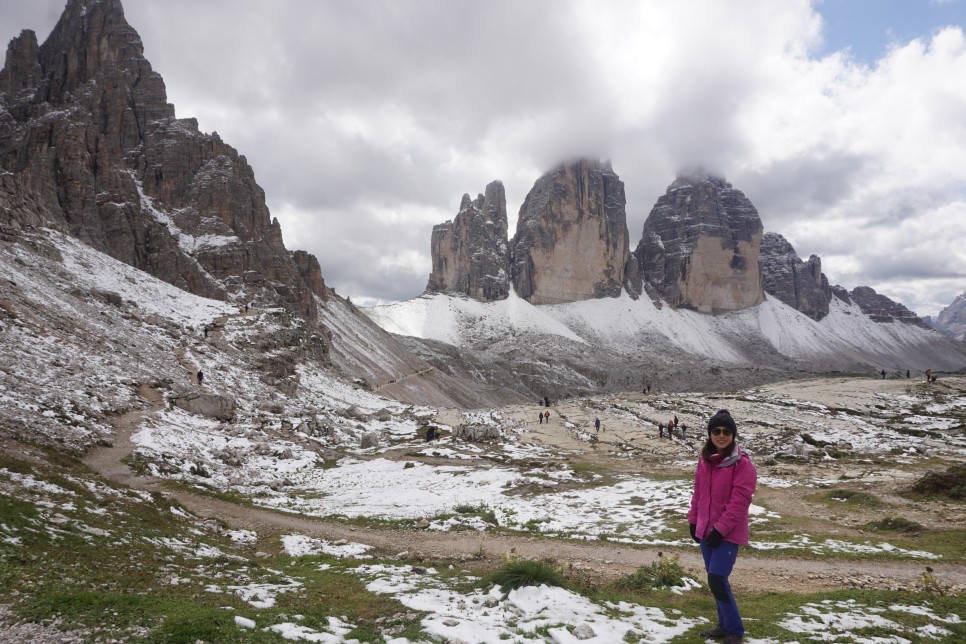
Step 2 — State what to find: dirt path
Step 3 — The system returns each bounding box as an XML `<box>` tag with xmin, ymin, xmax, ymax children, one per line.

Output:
<box><xmin>80</xmin><ymin>388</ymin><xmax>966</xmax><ymax>595</ymax></box>
<box><xmin>373</xmin><ymin>366</ymin><xmax>438</xmax><ymax>393</ymax></box>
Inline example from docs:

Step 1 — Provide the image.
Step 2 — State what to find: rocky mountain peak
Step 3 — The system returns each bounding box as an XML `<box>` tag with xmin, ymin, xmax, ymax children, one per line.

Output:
<box><xmin>509</xmin><ymin>158</ymin><xmax>630</xmax><ymax>304</ymax></box>
<box><xmin>758</xmin><ymin>232</ymin><xmax>831</xmax><ymax>320</ymax></box>
<box><xmin>635</xmin><ymin>172</ymin><xmax>764</xmax><ymax>313</ymax></box>
<box><xmin>933</xmin><ymin>292</ymin><xmax>966</xmax><ymax>342</ymax></box>
<box><xmin>0</xmin><ymin>0</ymin><xmax>327</xmax><ymax>321</ymax></box>
<box><xmin>425</xmin><ymin>180</ymin><xmax>510</xmax><ymax>301</ymax></box>
<box><xmin>848</xmin><ymin>286</ymin><xmax>929</xmax><ymax>329</ymax></box>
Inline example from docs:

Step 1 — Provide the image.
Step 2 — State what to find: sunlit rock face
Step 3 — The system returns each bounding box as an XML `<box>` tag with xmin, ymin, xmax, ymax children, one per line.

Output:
<box><xmin>758</xmin><ymin>232</ymin><xmax>831</xmax><ymax>321</ymax></box>
<box><xmin>635</xmin><ymin>172</ymin><xmax>764</xmax><ymax>313</ymax></box>
<box><xmin>426</xmin><ymin>180</ymin><xmax>510</xmax><ymax>301</ymax></box>
<box><xmin>0</xmin><ymin>0</ymin><xmax>327</xmax><ymax>318</ymax></box>
<box><xmin>510</xmin><ymin>159</ymin><xmax>631</xmax><ymax>304</ymax></box>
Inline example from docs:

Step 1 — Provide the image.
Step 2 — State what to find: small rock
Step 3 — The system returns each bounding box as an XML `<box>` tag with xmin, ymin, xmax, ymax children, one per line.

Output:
<box><xmin>573</xmin><ymin>623</ymin><xmax>596</xmax><ymax>639</ymax></box>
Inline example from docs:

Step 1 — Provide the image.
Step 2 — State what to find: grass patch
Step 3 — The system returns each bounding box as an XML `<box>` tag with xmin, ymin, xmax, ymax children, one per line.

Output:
<box><xmin>864</xmin><ymin>516</ymin><xmax>924</xmax><ymax>533</ymax></box>
<box><xmin>454</xmin><ymin>502</ymin><xmax>499</xmax><ymax>526</ymax></box>
<box><xmin>487</xmin><ymin>559</ymin><xmax>566</xmax><ymax>591</ymax></box>
<box><xmin>613</xmin><ymin>553</ymin><xmax>690</xmax><ymax>590</ymax></box>
<box><xmin>909</xmin><ymin>464</ymin><xmax>966</xmax><ymax>501</ymax></box>
<box><xmin>820</xmin><ymin>489</ymin><xmax>883</xmax><ymax>507</ymax></box>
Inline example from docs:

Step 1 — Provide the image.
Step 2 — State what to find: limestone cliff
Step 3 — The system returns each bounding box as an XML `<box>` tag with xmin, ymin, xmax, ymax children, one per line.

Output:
<box><xmin>758</xmin><ymin>232</ymin><xmax>830</xmax><ymax>320</ymax></box>
<box><xmin>847</xmin><ymin>286</ymin><xmax>930</xmax><ymax>329</ymax></box>
<box><xmin>510</xmin><ymin>159</ymin><xmax>630</xmax><ymax>304</ymax></box>
<box><xmin>0</xmin><ymin>0</ymin><xmax>326</xmax><ymax>320</ymax></box>
<box><xmin>426</xmin><ymin>181</ymin><xmax>510</xmax><ymax>301</ymax></box>
<box><xmin>635</xmin><ymin>172</ymin><xmax>764</xmax><ymax>313</ymax></box>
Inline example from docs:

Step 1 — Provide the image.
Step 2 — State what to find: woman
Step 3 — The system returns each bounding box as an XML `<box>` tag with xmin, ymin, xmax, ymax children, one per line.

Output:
<box><xmin>687</xmin><ymin>409</ymin><xmax>757</xmax><ymax>643</ymax></box>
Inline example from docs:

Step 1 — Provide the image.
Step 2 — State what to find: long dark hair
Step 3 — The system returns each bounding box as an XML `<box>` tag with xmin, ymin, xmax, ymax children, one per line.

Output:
<box><xmin>701</xmin><ymin>431</ymin><xmax>739</xmax><ymax>461</ymax></box>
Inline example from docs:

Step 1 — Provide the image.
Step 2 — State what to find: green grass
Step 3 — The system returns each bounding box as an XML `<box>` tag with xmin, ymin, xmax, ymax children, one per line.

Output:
<box><xmin>612</xmin><ymin>553</ymin><xmax>689</xmax><ymax>590</ymax></box>
<box><xmin>3</xmin><ymin>452</ymin><xmax>965</xmax><ymax>643</ymax></box>
<box><xmin>807</xmin><ymin>489</ymin><xmax>884</xmax><ymax>508</ymax></box>
<box><xmin>864</xmin><ymin>516</ymin><xmax>924</xmax><ymax>533</ymax></box>
<box><xmin>487</xmin><ymin>559</ymin><xmax>566</xmax><ymax>590</ymax></box>
<box><xmin>909</xmin><ymin>464</ymin><xmax>966</xmax><ymax>502</ymax></box>
<box><xmin>453</xmin><ymin>502</ymin><xmax>499</xmax><ymax>525</ymax></box>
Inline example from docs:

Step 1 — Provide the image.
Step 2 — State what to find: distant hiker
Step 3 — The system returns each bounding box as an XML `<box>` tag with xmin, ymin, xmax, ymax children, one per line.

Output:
<box><xmin>925</xmin><ymin>369</ymin><xmax>932</xmax><ymax>383</ymax></box>
<box><xmin>425</xmin><ymin>426</ymin><xmax>436</xmax><ymax>441</ymax></box>
<box><xmin>203</xmin><ymin>325</ymin><xmax>209</xmax><ymax>338</ymax></box>
<box><xmin>689</xmin><ymin>409</ymin><xmax>756</xmax><ymax>642</ymax></box>
<box><xmin>544</xmin><ymin>396</ymin><xmax>550</xmax><ymax>407</ymax></box>
<box><xmin>539</xmin><ymin>412</ymin><xmax>543</xmax><ymax>424</ymax></box>
<box><xmin>674</xmin><ymin>415</ymin><xmax>679</xmax><ymax>426</ymax></box>
<box><xmin>659</xmin><ymin>422</ymin><xmax>664</xmax><ymax>438</ymax></box>
<box><xmin>594</xmin><ymin>417</ymin><xmax>601</xmax><ymax>432</ymax></box>
<box><xmin>906</xmin><ymin>370</ymin><xmax>910</xmax><ymax>379</ymax></box>
<box><xmin>681</xmin><ymin>424</ymin><xmax>687</xmax><ymax>441</ymax></box>
<box><xmin>544</xmin><ymin>410</ymin><xmax>550</xmax><ymax>423</ymax></box>
<box><xmin>197</xmin><ymin>370</ymin><xmax>204</xmax><ymax>385</ymax></box>
<box><xmin>881</xmin><ymin>369</ymin><xmax>886</xmax><ymax>379</ymax></box>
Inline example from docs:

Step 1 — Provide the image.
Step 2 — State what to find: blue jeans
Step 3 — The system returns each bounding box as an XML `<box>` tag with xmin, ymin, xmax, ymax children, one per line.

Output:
<box><xmin>700</xmin><ymin>539</ymin><xmax>744</xmax><ymax>636</ymax></box>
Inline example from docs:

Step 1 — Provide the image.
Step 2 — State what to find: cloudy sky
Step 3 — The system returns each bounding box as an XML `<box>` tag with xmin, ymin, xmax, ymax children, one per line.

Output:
<box><xmin>3</xmin><ymin>0</ymin><xmax>965</xmax><ymax>316</ymax></box>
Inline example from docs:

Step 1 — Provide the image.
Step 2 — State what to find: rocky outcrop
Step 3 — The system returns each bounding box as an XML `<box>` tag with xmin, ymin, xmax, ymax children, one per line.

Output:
<box><xmin>169</xmin><ymin>389</ymin><xmax>236</xmax><ymax>421</ymax></box>
<box><xmin>426</xmin><ymin>181</ymin><xmax>510</xmax><ymax>301</ymax></box>
<box><xmin>847</xmin><ymin>286</ymin><xmax>929</xmax><ymax>328</ymax></box>
<box><xmin>635</xmin><ymin>172</ymin><xmax>764</xmax><ymax>313</ymax></box>
<box><xmin>510</xmin><ymin>159</ymin><xmax>631</xmax><ymax>304</ymax></box>
<box><xmin>758</xmin><ymin>232</ymin><xmax>831</xmax><ymax>320</ymax></box>
<box><xmin>0</xmin><ymin>0</ymin><xmax>326</xmax><ymax>321</ymax></box>
<box><xmin>932</xmin><ymin>292</ymin><xmax>966</xmax><ymax>342</ymax></box>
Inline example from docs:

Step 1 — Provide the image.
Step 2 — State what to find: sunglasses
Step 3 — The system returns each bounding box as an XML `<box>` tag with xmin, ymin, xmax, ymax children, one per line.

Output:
<box><xmin>710</xmin><ymin>427</ymin><xmax>734</xmax><ymax>436</ymax></box>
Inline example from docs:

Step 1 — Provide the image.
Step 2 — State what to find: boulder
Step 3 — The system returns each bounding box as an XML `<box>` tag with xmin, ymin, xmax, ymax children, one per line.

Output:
<box><xmin>169</xmin><ymin>389</ymin><xmax>236</xmax><ymax>421</ymax></box>
<box><xmin>452</xmin><ymin>423</ymin><xmax>500</xmax><ymax>441</ymax></box>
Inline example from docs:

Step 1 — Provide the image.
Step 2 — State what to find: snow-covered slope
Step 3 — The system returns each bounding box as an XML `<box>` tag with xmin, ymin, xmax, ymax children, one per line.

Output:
<box><xmin>365</xmin><ymin>289</ymin><xmax>966</xmax><ymax>394</ymax></box>
<box><xmin>0</xmin><ymin>229</ymin><xmax>430</xmax><ymax>453</ymax></box>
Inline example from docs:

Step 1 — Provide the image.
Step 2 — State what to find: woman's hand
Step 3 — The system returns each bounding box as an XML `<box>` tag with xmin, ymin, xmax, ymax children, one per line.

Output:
<box><xmin>689</xmin><ymin>523</ymin><xmax>699</xmax><ymax>543</ymax></box>
<box><xmin>705</xmin><ymin>527</ymin><xmax>724</xmax><ymax>548</ymax></box>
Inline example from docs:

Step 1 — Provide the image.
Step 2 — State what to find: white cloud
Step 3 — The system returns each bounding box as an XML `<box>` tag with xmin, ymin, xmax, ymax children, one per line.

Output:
<box><xmin>2</xmin><ymin>0</ymin><xmax>964</xmax><ymax>316</ymax></box>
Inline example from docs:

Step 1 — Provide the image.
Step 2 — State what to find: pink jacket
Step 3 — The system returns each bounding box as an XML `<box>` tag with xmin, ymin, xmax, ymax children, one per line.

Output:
<box><xmin>687</xmin><ymin>446</ymin><xmax>757</xmax><ymax>546</ymax></box>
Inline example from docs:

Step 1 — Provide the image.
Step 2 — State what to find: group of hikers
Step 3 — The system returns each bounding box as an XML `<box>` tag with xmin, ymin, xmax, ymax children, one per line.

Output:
<box><xmin>878</xmin><ymin>368</ymin><xmax>940</xmax><ymax>383</ymax></box>
<box><xmin>658</xmin><ymin>415</ymin><xmax>686</xmax><ymax>440</ymax></box>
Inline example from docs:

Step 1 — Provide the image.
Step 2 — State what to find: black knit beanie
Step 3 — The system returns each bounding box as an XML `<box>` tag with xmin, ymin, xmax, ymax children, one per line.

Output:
<box><xmin>707</xmin><ymin>409</ymin><xmax>738</xmax><ymax>439</ymax></box>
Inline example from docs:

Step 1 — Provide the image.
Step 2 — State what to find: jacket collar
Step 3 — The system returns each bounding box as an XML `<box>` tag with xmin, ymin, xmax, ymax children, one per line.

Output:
<box><xmin>713</xmin><ymin>445</ymin><xmax>743</xmax><ymax>468</ymax></box>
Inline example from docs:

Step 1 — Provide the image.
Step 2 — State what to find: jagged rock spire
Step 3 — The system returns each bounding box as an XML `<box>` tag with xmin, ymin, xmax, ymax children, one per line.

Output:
<box><xmin>0</xmin><ymin>0</ymin><xmax>327</xmax><ymax>319</ymax></box>
<box><xmin>758</xmin><ymin>232</ymin><xmax>831</xmax><ymax>320</ymax></box>
<box><xmin>426</xmin><ymin>181</ymin><xmax>510</xmax><ymax>301</ymax></box>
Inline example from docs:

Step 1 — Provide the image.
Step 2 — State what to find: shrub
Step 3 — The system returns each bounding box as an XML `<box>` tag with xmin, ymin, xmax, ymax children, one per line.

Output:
<box><xmin>911</xmin><ymin>464</ymin><xmax>966</xmax><ymax>501</ymax></box>
<box><xmin>614</xmin><ymin>553</ymin><xmax>688</xmax><ymax>590</ymax></box>
<box><xmin>865</xmin><ymin>516</ymin><xmax>924</xmax><ymax>533</ymax></box>
<box><xmin>454</xmin><ymin>503</ymin><xmax>498</xmax><ymax>525</ymax></box>
<box><xmin>488</xmin><ymin>559</ymin><xmax>565</xmax><ymax>590</ymax></box>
